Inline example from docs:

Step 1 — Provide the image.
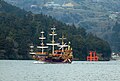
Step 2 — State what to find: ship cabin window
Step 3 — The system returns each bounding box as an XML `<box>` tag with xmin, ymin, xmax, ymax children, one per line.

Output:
<box><xmin>55</xmin><ymin>52</ymin><xmax>64</xmax><ymax>54</ymax></box>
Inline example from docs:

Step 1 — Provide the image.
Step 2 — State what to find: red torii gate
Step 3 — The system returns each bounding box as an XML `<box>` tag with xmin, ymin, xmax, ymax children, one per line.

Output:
<box><xmin>87</xmin><ymin>51</ymin><xmax>99</xmax><ymax>61</ymax></box>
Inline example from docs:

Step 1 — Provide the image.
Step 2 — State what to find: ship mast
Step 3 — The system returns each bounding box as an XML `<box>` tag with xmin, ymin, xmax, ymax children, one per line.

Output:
<box><xmin>47</xmin><ymin>27</ymin><xmax>59</xmax><ymax>54</ymax></box>
<box><xmin>30</xmin><ymin>45</ymin><xmax>36</xmax><ymax>55</ymax></box>
<box><xmin>37</xmin><ymin>31</ymin><xmax>48</xmax><ymax>54</ymax></box>
<box><xmin>58</xmin><ymin>35</ymin><xmax>68</xmax><ymax>52</ymax></box>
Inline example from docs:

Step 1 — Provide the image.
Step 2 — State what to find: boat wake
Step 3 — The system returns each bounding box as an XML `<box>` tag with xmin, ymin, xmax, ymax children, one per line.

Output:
<box><xmin>33</xmin><ymin>61</ymin><xmax>45</xmax><ymax>64</ymax></box>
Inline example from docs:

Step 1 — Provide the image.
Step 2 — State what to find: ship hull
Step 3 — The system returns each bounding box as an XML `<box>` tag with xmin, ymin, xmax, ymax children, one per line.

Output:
<box><xmin>37</xmin><ymin>60</ymin><xmax>72</xmax><ymax>64</ymax></box>
<box><xmin>33</xmin><ymin>61</ymin><xmax>70</xmax><ymax>64</ymax></box>
<box><xmin>32</xmin><ymin>53</ymin><xmax>72</xmax><ymax>64</ymax></box>
<box><xmin>34</xmin><ymin>57</ymin><xmax>72</xmax><ymax>64</ymax></box>
<box><xmin>44</xmin><ymin>59</ymin><xmax>72</xmax><ymax>64</ymax></box>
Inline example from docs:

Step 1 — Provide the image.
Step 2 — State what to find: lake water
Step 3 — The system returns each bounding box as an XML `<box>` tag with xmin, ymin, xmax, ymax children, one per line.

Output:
<box><xmin>0</xmin><ymin>60</ymin><xmax>120</xmax><ymax>81</ymax></box>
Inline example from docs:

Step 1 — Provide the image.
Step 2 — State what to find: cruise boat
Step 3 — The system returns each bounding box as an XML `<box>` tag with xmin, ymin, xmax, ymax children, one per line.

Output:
<box><xmin>30</xmin><ymin>27</ymin><xmax>73</xmax><ymax>63</ymax></box>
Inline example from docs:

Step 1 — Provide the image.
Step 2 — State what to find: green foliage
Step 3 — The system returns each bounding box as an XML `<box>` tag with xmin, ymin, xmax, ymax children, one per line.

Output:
<box><xmin>0</xmin><ymin>1</ymin><xmax>111</xmax><ymax>60</ymax></box>
<box><xmin>111</xmin><ymin>22</ymin><xmax>120</xmax><ymax>52</ymax></box>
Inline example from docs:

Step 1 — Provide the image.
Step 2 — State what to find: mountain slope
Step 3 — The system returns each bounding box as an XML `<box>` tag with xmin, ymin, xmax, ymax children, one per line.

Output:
<box><xmin>4</xmin><ymin>0</ymin><xmax>120</xmax><ymax>52</ymax></box>
<box><xmin>0</xmin><ymin>0</ymin><xmax>111</xmax><ymax>60</ymax></box>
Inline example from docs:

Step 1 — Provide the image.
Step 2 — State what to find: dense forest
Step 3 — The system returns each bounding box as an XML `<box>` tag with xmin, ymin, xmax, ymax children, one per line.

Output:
<box><xmin>5</xmin><ymin>0</ymin><xmax>120</xmax><ymax>52</ymax></box>
<box><xmin>110</xmin><ymin>22</ymin><xmax>120</xmax><ymax>52</ymax></box>
<box><xmin>0</xmin><ymin>1</ymin><xmax>111</xmax><ymax>60</ymax></box>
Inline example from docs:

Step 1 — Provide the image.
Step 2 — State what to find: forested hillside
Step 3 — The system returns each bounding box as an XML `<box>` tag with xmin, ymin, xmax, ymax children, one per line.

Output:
<box><xmin>0</xmin><ymin>1</ymin><xmax>111</xmax><ymax>60</ymax></box>
<box><xmin>4</xmin><ymin>0</ymin><xmax>120</xmax><ymax>52</ymax></box>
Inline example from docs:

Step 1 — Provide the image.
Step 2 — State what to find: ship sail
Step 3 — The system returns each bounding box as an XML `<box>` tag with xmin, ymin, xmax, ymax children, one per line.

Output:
<box><xmin>30</xmin><ymin>45</ymin><xmax>36</xmax><ymax>55</ymax></box>
<box><xmin>37</xmin><ymin>31</ymin><xmax>48</xmax><ymax>55</ymax></box>
<box><xmin>58</xmin><ymin>35</ymin><xmax>68</xmax><ymax>51</ymax></box>
<box><xmin>30</xmin><ymin>31</ymin><xmax>48</xmax><ymax>55</ymax></box>
<box><xmin>47</xmin><ymin>27</ymin><xmax>59</xmax><ymax>54</ymax></box>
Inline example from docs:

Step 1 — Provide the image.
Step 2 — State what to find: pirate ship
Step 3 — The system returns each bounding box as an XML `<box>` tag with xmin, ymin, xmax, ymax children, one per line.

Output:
<box><xmin>30</xmin><ymin>27</ymin><xmax>73</xmax><ymax>63</ymax></box>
